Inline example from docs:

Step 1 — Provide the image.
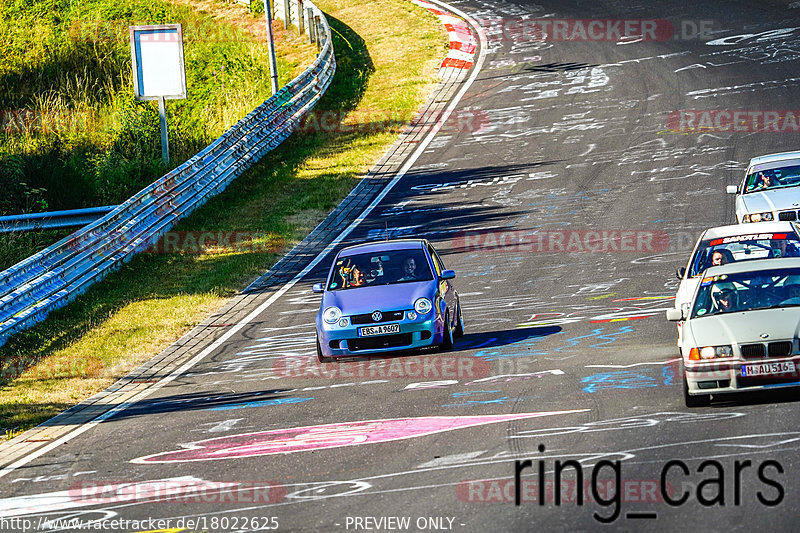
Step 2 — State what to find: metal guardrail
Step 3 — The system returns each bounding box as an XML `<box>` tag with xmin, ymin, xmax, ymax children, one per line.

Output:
<box><xmin>0</xmin><ymin>1</ymin><xmax>335</xmax><ymax>348</ymax></box>
<box><xmin>0</xmin><ymin>206</ymin><xmax>119</xmax><ymax>233</ymax></box>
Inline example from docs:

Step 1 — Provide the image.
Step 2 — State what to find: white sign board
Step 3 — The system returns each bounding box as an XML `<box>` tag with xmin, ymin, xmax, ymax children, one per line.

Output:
<box><xmin>130</xmin><ymin>25</ymin><xmax>187</xmax><ymax>100</ymax></box>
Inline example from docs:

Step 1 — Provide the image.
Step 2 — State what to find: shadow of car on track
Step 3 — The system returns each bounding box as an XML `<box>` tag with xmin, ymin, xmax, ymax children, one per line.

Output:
<box><xmin>454</xmin><ymin>325</ymin><xmax>561</xmax><ymax>351</ymax></box>
<box><xmin>323</xmin><ymin>325</ymin><xmax>562</xmax><ymax>364</ymax></box>
<box><xmin>701</xmin><ymin>386</ymin><xmax>800</xmax><ymax>409</ymax></box>
<box><xmin>94</xmin><ymin>389</ymin><xmax>302</xmax><ymax>421</ymax></box>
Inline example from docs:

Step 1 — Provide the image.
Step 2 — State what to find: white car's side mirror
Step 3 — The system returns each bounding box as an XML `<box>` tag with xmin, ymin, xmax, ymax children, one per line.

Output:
<box><xmin>665</xmin><ymin>308</ymin><xmax>683</xmax><ymax>322</ymax></box>
<box><xmin>726</xmin><ymin>185</ymin><xmax>738</xmax><ymax>194</ymax></box>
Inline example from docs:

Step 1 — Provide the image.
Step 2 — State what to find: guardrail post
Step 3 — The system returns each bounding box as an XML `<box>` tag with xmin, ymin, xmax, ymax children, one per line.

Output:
<box><xmin>297</xmin><ymin>0</ymin><xmax>304</xmax><ymax>34</ymax></box>
<box><xmin>308</xmin><ymin>7</ymin><xmax>316</xmax><ymax>43</ymax></box>
<box><xmin>315</xmin><ymin>15</ymin><xmax>322</xmax><ymax>49</ymax></box>
<box><xmin>282</xmin><ymin>0</ymin><xmax>291</xmax><ymax>29</ymax></box>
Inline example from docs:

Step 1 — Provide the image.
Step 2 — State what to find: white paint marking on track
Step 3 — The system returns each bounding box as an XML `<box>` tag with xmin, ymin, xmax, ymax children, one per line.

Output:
<box><xmin>585</xmin><ymin>358</ymin><xmax>680</xmax><ymax>368</ymax></box>
<box><xmin>0</xmin><ymin>0</ymin><xmax>489</xmax><ymax>480</ymax></box>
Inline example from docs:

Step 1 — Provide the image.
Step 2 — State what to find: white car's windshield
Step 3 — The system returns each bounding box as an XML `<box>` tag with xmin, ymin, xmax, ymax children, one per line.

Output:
<box><xmin>327</xmin><ymin>250</ymin><xmax>433</xmax><ymax>290</ymax></box>
<box><xmin>744</xmin><ymin>164</ymin><xmax>800</xmax><ymax>193</ymax></box>
<box><xmin>688</xmin><ymin>232</ymin><xmax>800</xmax><ymax>277</ymax></box>
<box><xmin>691</xmin><ymin>267</ymin><xmax>800</xmax><ymax>318</ymax></box>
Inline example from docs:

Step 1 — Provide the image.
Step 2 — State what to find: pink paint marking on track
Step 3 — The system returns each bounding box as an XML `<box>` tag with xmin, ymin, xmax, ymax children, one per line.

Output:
<box><xmin>132</xmin><ymin>411</ymin><xmax>588</xmax><ymax>464</ymax></box>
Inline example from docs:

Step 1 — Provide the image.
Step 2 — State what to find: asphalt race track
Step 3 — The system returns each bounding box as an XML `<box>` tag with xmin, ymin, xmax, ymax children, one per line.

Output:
<box><xmin>4</xmin><ymin>0</ymin><xmax>800</xmax><ymax>531</ymax></box>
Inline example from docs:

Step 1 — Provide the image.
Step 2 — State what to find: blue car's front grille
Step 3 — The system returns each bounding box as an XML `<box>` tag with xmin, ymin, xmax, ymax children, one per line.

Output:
<box><xmin>351</xmin><ymin>310</ymin><xmax>405</xmax><ymax>325</ymax></box>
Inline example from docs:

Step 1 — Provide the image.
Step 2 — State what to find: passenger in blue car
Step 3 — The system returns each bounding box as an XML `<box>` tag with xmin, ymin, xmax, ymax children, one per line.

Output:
<box><xmin>398</xmin><ymin>256</ymin><xmax>419</xmax><ymax>281</ymax></box>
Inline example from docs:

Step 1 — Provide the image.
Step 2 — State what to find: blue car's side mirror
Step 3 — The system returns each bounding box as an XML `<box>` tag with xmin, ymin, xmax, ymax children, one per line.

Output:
<box><xmin>312</xmin><ymin>283</ymin><xmax>325</xmax><ymax>293</ymax></box>
<box><xmin>441</xmin><ymin>270</ymin><xmax>456</xmax><ymax>280</ymax></box>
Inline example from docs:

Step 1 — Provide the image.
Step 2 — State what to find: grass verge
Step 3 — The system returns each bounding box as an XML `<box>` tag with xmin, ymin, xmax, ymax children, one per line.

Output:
<box><xmin>0</xmin><ymin>0</ymin><xmax>446</xmax><ymax>434</ymax></box>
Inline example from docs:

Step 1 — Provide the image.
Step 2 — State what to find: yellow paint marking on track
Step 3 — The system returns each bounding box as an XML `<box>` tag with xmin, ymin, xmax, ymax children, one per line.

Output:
<box><xmin>588</xmin><ymin>293</ymin><xmax>616</xmax><ymax>300</ymax></box>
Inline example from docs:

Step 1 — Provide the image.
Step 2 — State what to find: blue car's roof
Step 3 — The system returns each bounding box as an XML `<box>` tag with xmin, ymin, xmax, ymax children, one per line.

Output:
<box><xmin>337</xmin><ymin>239</ymin><xmax>427</xmax><ymax>257</ymax></box>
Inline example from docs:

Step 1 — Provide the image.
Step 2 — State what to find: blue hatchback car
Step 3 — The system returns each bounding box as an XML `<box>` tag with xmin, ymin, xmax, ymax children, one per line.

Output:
<box><xmin>313</xmin><ymin>239</ymin><xmax>463</xmax><ymax>362</ymax></box>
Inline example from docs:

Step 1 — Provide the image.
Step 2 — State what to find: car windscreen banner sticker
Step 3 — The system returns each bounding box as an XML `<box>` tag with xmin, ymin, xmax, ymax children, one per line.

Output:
<box><xmin>709</xmin><ymin>233</ymin><xmax>787</xmax><ymax>246</ymax></box>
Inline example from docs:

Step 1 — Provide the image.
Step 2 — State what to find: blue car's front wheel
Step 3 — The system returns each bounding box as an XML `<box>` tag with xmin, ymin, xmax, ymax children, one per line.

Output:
<box><xmin>454</xmin><ymin>302</ymin><xmax>464</xmax><ymax>338</ymax></box>
<box><xmin>441</xmin><ymin>311</ymin><xmax>454</xmax><ymax>350</ymax></box>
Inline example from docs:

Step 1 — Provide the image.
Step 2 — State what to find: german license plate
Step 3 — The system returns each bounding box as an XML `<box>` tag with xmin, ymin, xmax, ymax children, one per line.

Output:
<box><xmin>359</xmin><ymin>323</ymin><xmax>400</xmax><ymax>337</ymax></box>
<box><xmin>741</xmin><ymin>361</ymin><xmax>796</xmax><ymax>377</ymax></box>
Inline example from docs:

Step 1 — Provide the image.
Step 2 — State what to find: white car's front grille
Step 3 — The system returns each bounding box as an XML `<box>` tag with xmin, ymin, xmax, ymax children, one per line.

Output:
<box><xmin>740</xmin><ymin>341</ymin><xmax>793</xmax><ymax>359</ymax></box>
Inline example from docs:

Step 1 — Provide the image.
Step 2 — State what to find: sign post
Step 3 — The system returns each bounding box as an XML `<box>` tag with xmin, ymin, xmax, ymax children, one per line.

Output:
<box><xmin>129</xmin><ymin>24</ymin><xmax>187</xmax><ymax>166</ymax></box>
<box><xmin>263</xmin><ymin>0</ymin><xmax>280</xmax><ymax>94</ymax></box>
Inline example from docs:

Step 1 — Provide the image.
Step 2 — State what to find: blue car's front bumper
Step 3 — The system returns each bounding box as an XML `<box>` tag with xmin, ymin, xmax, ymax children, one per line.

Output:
<box><xmin>317</xmin><ymin>311</ymin><xmax>444</xmax><ymax>358</ymax></box>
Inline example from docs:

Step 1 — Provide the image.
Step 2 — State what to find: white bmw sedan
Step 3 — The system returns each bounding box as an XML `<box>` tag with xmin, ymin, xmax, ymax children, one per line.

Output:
<box><xmin>726</xmin><ymin>151</ymin><xmax>800</xmax><ymax>223</ymax></box>
<box><xmin>667</xmin><ymin>258</ymin><xmax>800</xmax><ymax>407</ymax></box>
<box><xmin>672</xmin><ymin>221</ymin><xmax>800</xmax><ymax>343</ymax></box>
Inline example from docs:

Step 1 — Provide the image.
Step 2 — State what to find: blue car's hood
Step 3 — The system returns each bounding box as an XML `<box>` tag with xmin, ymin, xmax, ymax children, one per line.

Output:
<box><xmin>323</xmin><ymin>281</ymin><xmax>435</xmax><ymax>314</ymax></box>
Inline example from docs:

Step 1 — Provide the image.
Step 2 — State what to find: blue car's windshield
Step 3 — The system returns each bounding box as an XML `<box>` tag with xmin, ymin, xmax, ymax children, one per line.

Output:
<box><xmin>688</xmin><ymin>232</ymin><xmax>800</xmax><ymax>277</ymax></box>
<box><xmin>691</xmin><ymin>267</ymin><xmax>800</xmax><ymax>318</ymax></box>
<box><xmin>327</xmin><ymin>250</ymin><xmax>433</xmax><ymax>290</ymax></box>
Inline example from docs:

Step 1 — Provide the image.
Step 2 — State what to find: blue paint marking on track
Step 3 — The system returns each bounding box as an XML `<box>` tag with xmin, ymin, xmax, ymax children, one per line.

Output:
<box><xmin>451</xmin><ymin>390</ymin><xmax>501</xmax><ymax>397</ymax></box>
<box><xmin>473</xmin><ymin>337</ymin><xmax>498</xmax><ymax>349</ymax></box>
<box><xmin>475</xmin><ymin>326</ymin><xmax>631</xmax><ymax>361</ymax></box>
<box><xmin>206</xmin><ymin>397</ymin><xmax>314</xmax><ymax>411</ymax></box>
<box><xmin>443</xmin><ymin>397</ymin><xmax>510</xmax><ymax>408</ymax></box>
<box><xmin>552</xmin><ymin>326</ymin><xmax>633</xmax><ymax>352</ymax></box>
<box><xmin>581</xmin><ymin>371</ymin><xmax>659</xmax><ymax>393</ymax></box>
<box><xmin>662</xmin><ymin>365</ymin><xmax>676</xmax><ymax>386</ymax></box>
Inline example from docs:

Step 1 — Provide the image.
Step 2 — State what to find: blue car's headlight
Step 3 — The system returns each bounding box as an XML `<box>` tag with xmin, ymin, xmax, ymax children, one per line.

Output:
<box><xmin>323</xmin><ymin>306</ymin><xmax>342</xmax><ymax>324</ymax></box>
<box><xmin>414</xmin><ymin>298</ymin><xmax>432</xmax><ymax>314</ymax></box>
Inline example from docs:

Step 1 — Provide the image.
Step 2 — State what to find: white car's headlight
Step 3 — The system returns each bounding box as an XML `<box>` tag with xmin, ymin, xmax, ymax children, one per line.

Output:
<box><xmin>690</xmin><ymin>345</ymin><xmax>733</xmax><ymax>360</ymax></box>
<box><xmin>743</xmin><ymin>212</ymin><xmax>774</xmax><ymax>223</ymax></box>
<box><xmin>414</xmin><ymin>298</ymin><xmax>432</xmax><ymax>314</ymax></box>
<box><xmin>323</xmin><ymin>306</ymin><xmax>342</xmax><ymax>324</ymax></box>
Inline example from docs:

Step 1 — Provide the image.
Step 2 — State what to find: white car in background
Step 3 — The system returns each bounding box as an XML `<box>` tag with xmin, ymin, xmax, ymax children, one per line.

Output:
<box><xmin>673</xmin><ymin>221</ymin><xmax>800</xmax><ymax>325</ymax></box>
<box><xmin>726</xmin><ymin>151</ymin><xmax>800</xmax><ymax>223</ymax></box>
<box><xmin>667</xmin><ymin>258</ymin><xmax>800</xmax><ymax>407</ymax></box>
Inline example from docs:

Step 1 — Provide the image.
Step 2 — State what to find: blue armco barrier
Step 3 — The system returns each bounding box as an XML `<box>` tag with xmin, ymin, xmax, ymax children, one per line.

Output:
<box><xmin>0</xmin><ymin>1</ymin><xmax>335</xmax><ymax>347</ymax></box>
<box><xmin>0</xmin><ymin>206</ymin><xmax>120</xmax><ymax>233</ymax></box>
